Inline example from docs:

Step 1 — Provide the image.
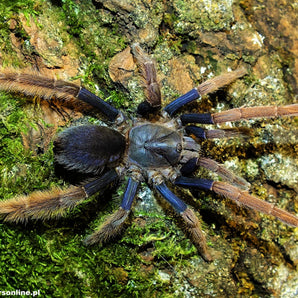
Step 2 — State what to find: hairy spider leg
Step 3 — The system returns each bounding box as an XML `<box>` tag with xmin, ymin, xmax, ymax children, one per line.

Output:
<box><xmin>0</xmin><ymin>170</ymin><xmax>118</xmax><ymax>223</ymax></box>
<box><xmin>181</xmin><ymin>104</ymin><xmax>298</xmax><ymax>125</ymax></box>
<box><xmin>163</xmin><ymin>68</ymin><xmax>247</xmax><ymax>116</ymax></box>
<box><xmin>212</xmin><ymin>104</ymin><xmax>298</xmax><ymax>123</ymax></box>
<box><xmin>175</xmin><ymin>177</ymin><xmax>298</xmax><ymax>227</ymax></box>
<box><xmin>155</xmin><ymin>182</ymin><xmax>212</xmax><ymax>261</ymax></box>
<box><xmin>180</xmin><ymin>157</ymin><xmax>250</xmax><ymax>189</ymax></box>
<box><xmin>184</xmin><ymin>125</ymin><xmax>251</xmax><ymax>140</ymax></box>
<box><xmin>0</xmin><ymin>70</ymin><xmax>122</xmax><ymax>122</ymax></box>
<box><xmin>83</xmin><ymin>178</ymin><xmax>139</xmax><ymax>246</ymax></box>
<box><xmin>131</xmin><ymin>43</ymin><xmax>161</xmax><ymax>115</ymax></box>
<box><xmin>83</xmin><ymin>169</ymin><xmax>119</xmax><ymax>196</ymax></box>
<box><xmin>164</xmin><ymin>88</ymin><xmax>201</xmax><ymax>117</ymax></box>
<box><xmin>181</xmin><ymin>104</ymin><xmax>298</xmax><ymax>187</ymax></box>
<box><xmin>76</xmin><ymin>88</ymin><xmax>120</xmax><ymax>121</ymax></box>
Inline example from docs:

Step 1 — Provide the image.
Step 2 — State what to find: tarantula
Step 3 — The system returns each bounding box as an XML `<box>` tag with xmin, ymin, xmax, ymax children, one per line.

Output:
<box><xmin>0</xmin><ymin>44</ymin><xmax>297</xmax><ymax>261</ymax></box>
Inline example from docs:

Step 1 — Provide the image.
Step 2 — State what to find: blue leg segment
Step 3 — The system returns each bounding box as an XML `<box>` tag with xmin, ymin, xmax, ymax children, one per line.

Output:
<box><xmin>163</xmin><ymin>88</ymin><xmax>200</xmax><ymax>116</ymax></box>
<box><xmin>175</xmin><ymin>177</ymin><xmax>213</xmax><ymax>191</ymax></box>
<box><xmin>84</xmin><ymin>169</ymin><xmax>119</xmax><ymax>196</ymax></box>
<box><xmin>137</xmin><ymin>101</ymin><xmax>158</xmax><ymax>116</ymax></box>
<box><xmin>83</xmin><ymin>178</ymin><xmax>138</xmax><ymax>246</ymax></box>
<box><xmin>77</xmin><ymin>88</ymin><xmax>120</xmax><ymax>121</ymax></box>
<box><xmin>155</xmin><ymin>183</ymin><xmax>187</xmax><ymax>213</ymax></box>
<box><xmin>180</xmin><ymin>158</ymin><xmax>199</xmax><ymax>176</ymax></box>
<box><xmin>120</xmin><ymin>178</ymin><xmax>139</xmax><ymax>211</ymax></box>
<box><xmin>185</xmin><ymin>125</ymin><xmax>206</xmax><ymax>139</ymax></box>
<box><xmin>180</xmin><ymin>113</ymin><xmax>214</xmax><ymax>124</ymax></box>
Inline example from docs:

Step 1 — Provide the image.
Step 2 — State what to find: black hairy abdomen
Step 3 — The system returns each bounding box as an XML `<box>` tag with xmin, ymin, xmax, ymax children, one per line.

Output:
<box><xmin>54</xmin><ymin>125</ymin><xmax>126</xmax><ymax>174</ymax></box>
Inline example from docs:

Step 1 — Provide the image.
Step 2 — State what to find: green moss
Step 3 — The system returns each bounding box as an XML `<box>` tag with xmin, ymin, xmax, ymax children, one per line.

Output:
<box><xmin>0</xmin><ymin>93</ymin><xmax>56</xmax><ymax>199</ymax></box>
<box><xmin>0</xmin><ymin>0</ymin><xmax>41</xmax><ymax>67</ymax></box>
<box><xmin>0</xmin><ymin>0</ymin><xmax>41</xmax><ymax>22</ymax></box>
<box><xmin>58</xmin><ymin>0</ymin><xmax>127</xmax><ymax>106</ymax></box>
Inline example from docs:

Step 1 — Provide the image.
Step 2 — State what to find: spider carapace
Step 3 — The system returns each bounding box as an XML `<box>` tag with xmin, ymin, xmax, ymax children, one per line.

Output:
<box><xmin>128</xmin><ymin>124</ymin><xmax>182</xmax><ymax>168</ymax></box>
<box><xmin>0</xmin><ymin>44</ymin><xmax>297</xmax><ymax>261</ymax></box>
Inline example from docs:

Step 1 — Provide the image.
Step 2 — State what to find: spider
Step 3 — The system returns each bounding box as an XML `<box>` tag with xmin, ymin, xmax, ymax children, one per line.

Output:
<box><xmin>0</xmin><ymin>44</ymin><xmax>297</xmax><ymax>261</ymax></box>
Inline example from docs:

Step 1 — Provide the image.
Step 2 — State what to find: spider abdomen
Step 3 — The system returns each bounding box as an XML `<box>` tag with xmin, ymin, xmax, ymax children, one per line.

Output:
<box><xmin>54</xmin><ymin>125</ymin><xmax>126</xmax><ymax>174</ymax></box>
<box><xmin>128</xmin><ymin>124</ymin><xmax>182</xmax><ymax>168</ymax></box>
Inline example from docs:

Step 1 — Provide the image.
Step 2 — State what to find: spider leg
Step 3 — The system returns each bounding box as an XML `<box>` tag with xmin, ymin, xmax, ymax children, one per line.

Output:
<box><xmin>163</xmin><ymin>68</ymin><xmax>247</xmax><ymax>116</ymax></box>
<box><xmin>83</xmin><ymin>178</ymin><xmax>139</xmax><ymax>246</ymax></box>
<box><xmin>0</xmin><ymin>70</ymin><xmax>122</xmax><ymax>122</ymax></box>
<box><xmin>131</xmin><ymin>43</ymin><xmax>161</xmax><ymax>116</ymax></box>
<box><xmin>155</xmin><ymin>182</ymin><xmax>212</xmax><ymax>261</ymax></box>
<box><xmin>175</xmin><ymin>177</ymin><xmax>298</xmax><ymax>227</ymax></box>
<box><xmin>181</xmin><ymin>104</ymin><xmax>298</xmax><ymax>124</ymax></box>
<box><xmin>184</xmin><ymin>125</ymin><xmax>251</xmax><ymax>140</ymax></box>
<box><xmin>180</xmin><ymin>157</ymin><xmax>250</xmax><ymax>189</ymax></box>
<box><xmin>0</xmin><ymin>169</ymin><xmax>118</xmax><ymax>223</ymax></box>
<box><xmin>76</xmin><ymin>88</ymin><xmax>121</xmax><ymax>122</ymax></box>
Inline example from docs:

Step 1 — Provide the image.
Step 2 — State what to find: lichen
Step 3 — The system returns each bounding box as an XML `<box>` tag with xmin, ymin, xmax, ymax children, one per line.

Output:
<box><xmin>173</xmin><ymin>0</ymin><xmax>235</xmax><ymax>33</ymax></box>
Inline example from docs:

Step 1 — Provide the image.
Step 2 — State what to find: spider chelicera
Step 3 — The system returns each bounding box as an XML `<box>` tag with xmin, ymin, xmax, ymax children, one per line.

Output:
<box><xmin>0</xmin><ymin>44</ymin><xmax>297</xmax><ymax>261</ymax></box>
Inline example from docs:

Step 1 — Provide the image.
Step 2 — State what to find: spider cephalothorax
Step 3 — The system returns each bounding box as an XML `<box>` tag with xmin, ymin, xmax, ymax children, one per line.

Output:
<box><xmin>0</xmin><ymin>44</ymin><xmax>297</xmax><ymax>261</ymax></box>
<box><xmin>128</xmin><ymin>123</ymin><xmax>182</xmax><ymax>169</ymax></box>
